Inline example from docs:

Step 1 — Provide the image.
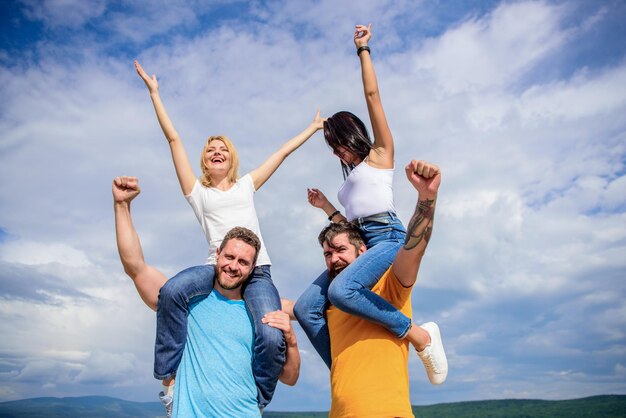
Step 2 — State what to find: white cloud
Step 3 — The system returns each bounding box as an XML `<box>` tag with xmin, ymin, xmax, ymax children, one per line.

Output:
<box><xmin>415</xmin><ymin>1</ymin><xmax>567</xmax><ymax>94</ymax></box>
<box><xmin>0</xmin><ymin>240</ymin><xmax>91</xmax><ymax>267</ymax></box>
<box><xmin>518</xmin><ymin>64</ymin><xmax>626</xmax><ymax>123</ymax></box>
<box><xmin>20</xmin><ymin>0</ymin><xmax>107</xmax><ymax>29</ymax></box>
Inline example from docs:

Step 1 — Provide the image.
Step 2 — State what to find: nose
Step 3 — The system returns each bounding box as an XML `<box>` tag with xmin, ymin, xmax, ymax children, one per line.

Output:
<box><xmin>223</xmin><ymin>259</ymin><xmax>238</xmax><ymax>272</ymax></box>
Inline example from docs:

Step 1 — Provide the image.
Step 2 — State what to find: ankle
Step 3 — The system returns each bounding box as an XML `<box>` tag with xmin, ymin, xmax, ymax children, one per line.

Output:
<box><xmin>406</xmin><ymin>323</ymin><xmax>431</xmax><ymax>351</ymax></box>
<box><xmin>162</xmin><ymin>380</ymin><xmax>175</xmax><ymax>397</ymax></box>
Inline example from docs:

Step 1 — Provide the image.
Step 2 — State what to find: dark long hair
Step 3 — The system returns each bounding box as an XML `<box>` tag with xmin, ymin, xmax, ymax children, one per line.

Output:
<box><xmin>323</xmin><ymin>111</ymin><xmax>372</xmax><ymax>178</ymax></box>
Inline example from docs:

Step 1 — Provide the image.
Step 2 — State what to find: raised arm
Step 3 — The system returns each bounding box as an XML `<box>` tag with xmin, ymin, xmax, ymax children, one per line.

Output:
<box><xmin>392</xmin><ymin>160</ymin><xmax>441</xmax><ymax>287</ymax></box>
<box><xmin>250</xmin><ymin>111</ymin><xmax>324</xmax><ymax>190</ymax></box>
<box><xmin>262</xmin><ymin>309</ymin><xmax>301</xmax><ymax>386</ymax></box>
<box><xmin>354</xmin><ymin>24</ymin><xmax>394</xmax><ymax>169</ymax></box>
<box><xmin>135</xmin><ymin>60</ymin><xmax>196</xmax><ymax>195</ymax></box>
<box><xmin>113</xmin><ymin>176</ymin><xmax>168</xmax><ymax>310</ymax></box>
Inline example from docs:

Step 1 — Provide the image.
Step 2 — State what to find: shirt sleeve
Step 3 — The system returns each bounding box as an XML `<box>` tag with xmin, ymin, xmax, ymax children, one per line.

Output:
<box><xmin>375</xmin><ymin>267</ymin><xmax>413</xmax><ymax>310</ymax></box>
<box><xmin>185</xmin><ymin>179</ymin><xmax>205</xmax><ymax>227</ymax></box>
<box><xmin>239</xmin><ymin>173</ymin><xmax>256</xmax><ymax>193</ymax></box>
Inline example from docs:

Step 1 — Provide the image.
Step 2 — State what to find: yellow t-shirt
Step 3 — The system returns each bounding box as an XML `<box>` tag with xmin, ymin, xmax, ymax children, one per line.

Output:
<box><xmin>327</xmin><ymin>267</ymin><xmax>414</xmax><ymax>418</ymax></box>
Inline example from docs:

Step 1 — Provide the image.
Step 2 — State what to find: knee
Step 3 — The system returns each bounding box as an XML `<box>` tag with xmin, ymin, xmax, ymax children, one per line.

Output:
<box><xmin>293</xmin><ymin>296</ymin><xmax>320</xmax><ymax>325</ymax></box>
<box><xmin>327</xmin><ymin>279</ymin><xmax>355</xmax><ymax>312</ymax></box>
<box><xmin>158</xmin><ymin>272</ymin><xmax>196</xmax><ymax>307</ymax></box>
<box><xmin>159</xmin><ymin>276</ymin><xmax>183</xmax><ymax>299</ymax></box>
<box><xmin>258</xmin><ymin>322</ymin><xmax>286</xmax><ymax>352</ymax></box>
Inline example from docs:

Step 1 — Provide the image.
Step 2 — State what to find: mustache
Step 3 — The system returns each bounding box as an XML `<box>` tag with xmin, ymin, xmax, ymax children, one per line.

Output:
<box><xmin>329</xmin><ymin>261</ymin><xmax>348</xmax><ymax>279</ymax></box>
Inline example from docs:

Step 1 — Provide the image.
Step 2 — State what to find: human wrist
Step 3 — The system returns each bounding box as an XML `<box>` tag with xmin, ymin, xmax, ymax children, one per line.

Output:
<box><xmin>113</xmin><ymin>200</ymin><xmax>131</xmax><ymax>211</ymax></box>
<box><xmin>357</xmin><ymin>45</ymin><xmax>370</xmax><ymax>56</ymax></box>
<box><xmin>418</xmin><ymin>192</ymin><xmax>437</xmax><ymax>203</ymax></box>
<box><xmin>286</xmin><ymin>334</ymin><xmax>298</xmax><ymax>347</ymax></box>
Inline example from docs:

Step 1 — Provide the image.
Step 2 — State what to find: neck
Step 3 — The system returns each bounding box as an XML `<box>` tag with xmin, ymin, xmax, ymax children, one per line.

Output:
<box><xmin>213</xmin><ymin>283</ymin><xmax>243</xmax><ymax>300</ymax></box>
<box><xmin>209</xmin><ymin>173</ymin><xmax>233</xmax><ymax>190</ymax></box>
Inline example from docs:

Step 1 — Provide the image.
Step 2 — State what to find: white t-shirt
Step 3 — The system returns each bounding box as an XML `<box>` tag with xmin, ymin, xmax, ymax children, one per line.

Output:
<box><xmin>185</xmin><ymin>174</ymin><xmax>271</xmax><ymax>266</ymax></box>
<box><xmin>337</xmin><ymin>160</ymin><xmax>396</xmax><ymax>221</ymax></box>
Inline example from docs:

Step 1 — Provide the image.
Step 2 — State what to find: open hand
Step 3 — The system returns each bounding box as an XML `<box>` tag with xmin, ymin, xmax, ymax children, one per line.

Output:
<box><xmin>134</xmin><ymin>60</ymin><xmax>159</xmax><ymax>94</ymax></box>
<box><xmin>311</xmin><ymin>109</ymin><xmax>327</xmax><ymax>131</ymax></box>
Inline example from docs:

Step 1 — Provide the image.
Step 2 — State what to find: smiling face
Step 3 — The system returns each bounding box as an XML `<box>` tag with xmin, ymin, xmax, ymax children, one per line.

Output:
<box><xmin>203</xmin><ymin>139</ymin><xmax>230</xmax><ymax>173</ymax></box>
<box><xmin>323</xmin><ymin>232</ymin><xmax>366</xmax><ymax>279</ymax></box>
<box><xmin>214</xmin><ymin>238</ymin><xmax>256</xmax><ymax>291</ymax></box>
<box><xmin>199</xmin><ymin>135</ymin><xmax>240</xmax><ymax>187</ymax></box>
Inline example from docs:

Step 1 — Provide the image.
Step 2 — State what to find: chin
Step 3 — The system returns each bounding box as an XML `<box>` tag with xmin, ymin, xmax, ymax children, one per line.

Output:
<box><xmin>218</xmin><ymin>277</ymin><xmax>245</xmax><ymax>290</ymax></box>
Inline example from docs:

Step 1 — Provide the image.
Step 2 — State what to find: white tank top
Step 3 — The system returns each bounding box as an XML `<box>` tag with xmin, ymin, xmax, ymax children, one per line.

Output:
<box><xmin>337</xmin><ymin>159</ymin><xmax>396</xmax><ymax>221</ymax></box>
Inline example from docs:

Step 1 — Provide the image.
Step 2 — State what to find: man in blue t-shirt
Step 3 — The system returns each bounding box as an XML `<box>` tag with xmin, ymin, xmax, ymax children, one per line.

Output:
<box><xmin>113</xmin><ymin>176</ymin><xmax>300</xmax><ymax>417</ymax></box>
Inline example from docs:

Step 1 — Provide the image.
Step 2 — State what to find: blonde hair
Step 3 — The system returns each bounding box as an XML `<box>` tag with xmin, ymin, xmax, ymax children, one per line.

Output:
<box><xmin>200</xmin><ymin>135</ymin><xmax>240</xmax><ymax>187</ymax></box>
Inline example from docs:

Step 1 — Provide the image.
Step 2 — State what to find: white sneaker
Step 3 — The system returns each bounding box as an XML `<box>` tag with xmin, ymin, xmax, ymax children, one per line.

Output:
<box><xmin>159</xmin><ymin>391</ymin><xmax>173</xmax><ymax>418</ymax></box>
<box><xmin>416</xmin><ymin>322</ymin><xmax>448</xmax><ymax>385</ymax></box>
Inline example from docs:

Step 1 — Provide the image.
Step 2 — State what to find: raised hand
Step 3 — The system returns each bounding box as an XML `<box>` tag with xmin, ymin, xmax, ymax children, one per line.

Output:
<box><xmin>354</xmin><ymin>23</ymin><xmax>372</xmax><ymax>48</ymax></box>
<box><xmin>307</xmin><ymin>188</ymin><xmax>329</xmax><ymax>209</ymax></box>
<box><xmin>405</xmin><ymin>160</ymin><xmax>441</xmax><ymax>197</ymax></box>
<box><xmin>310</xmin><ymin>109</ymin><xmax>326</xmax><ymax>131</ymax></box>
<box><xmin>113</xmin><ymin>176</ymin><xmax>141</xmax><ymax>204</ymax></box>
<box><xmin>134</xmin><ymin>60</ymin><xmax>159</xmax><ymax>94</ymax></box>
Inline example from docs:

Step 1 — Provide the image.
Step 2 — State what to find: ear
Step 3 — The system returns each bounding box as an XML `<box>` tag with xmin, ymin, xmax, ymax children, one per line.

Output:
<box><xmin>358</xmin><ymin>243</ymin><xmax>367</xmax><ymax>255</ymax></box>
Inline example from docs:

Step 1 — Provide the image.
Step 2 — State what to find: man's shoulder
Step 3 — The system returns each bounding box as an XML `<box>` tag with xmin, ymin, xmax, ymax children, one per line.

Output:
<box><xmin>372</xmin><ymin>267</ymin><xmax>413</xmax><ymax>305</ymax></box>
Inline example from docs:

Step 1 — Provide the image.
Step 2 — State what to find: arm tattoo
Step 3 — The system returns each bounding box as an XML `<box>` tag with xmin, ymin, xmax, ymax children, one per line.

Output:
<box><xmin>403</xmin><ymin>198</ymin><xmax>435</xmax><ymax>250</ymax></box>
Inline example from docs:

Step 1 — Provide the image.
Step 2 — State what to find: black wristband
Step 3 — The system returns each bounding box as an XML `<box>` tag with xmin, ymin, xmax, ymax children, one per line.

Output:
<box><xmin>328</xmin><ymin>210</ymin><xmax>341</xmax><ymax>221</ymax></box>
<box><xmin>357</xmin><ymin>45</ymin><xmax>370</xmax><ymax>56</ymax></box>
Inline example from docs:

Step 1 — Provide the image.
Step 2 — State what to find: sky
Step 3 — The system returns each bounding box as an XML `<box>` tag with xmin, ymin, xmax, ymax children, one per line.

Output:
<box><xmin>1</xmin><ymin>0</ymin><xmax>625</xmax><ymax>412</ymax></box>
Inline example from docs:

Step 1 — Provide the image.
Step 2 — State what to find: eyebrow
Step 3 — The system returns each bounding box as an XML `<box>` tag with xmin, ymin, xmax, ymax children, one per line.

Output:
<box><xmin>324</xmin><ymin>244</ymin><xmax>347</xmax><ymax>254</ymax></box>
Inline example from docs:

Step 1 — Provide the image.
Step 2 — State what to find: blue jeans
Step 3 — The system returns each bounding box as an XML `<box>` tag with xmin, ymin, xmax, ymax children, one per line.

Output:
<box><xmin>154</xmin><ymin>264</ymin><xmax>285</xmax><ymax>408</ymax></box>
<box><xmin>294</xmin><ymin>212</ymin><xmax>408</xmax><ymax>368</ymax></box>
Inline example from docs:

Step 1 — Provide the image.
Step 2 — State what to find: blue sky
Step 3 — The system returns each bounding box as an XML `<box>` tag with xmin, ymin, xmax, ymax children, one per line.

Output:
<box><xmin>1</xmin><ymin>0</ymin><xmax>625</xmax><ymax>412</ymax></box>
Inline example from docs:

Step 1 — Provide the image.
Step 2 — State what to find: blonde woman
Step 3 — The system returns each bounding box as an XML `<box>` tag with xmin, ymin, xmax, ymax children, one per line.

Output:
<box><xmin>133</xmin><ymin>60</ymin><xmax>322</xmax><ymax>411</ymax></box>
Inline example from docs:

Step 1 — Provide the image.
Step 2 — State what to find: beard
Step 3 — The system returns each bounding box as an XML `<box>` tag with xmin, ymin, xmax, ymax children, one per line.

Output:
<box><xmin>215</xmin><ymin>265</ymin><xmax>248</xmax><ymax>290</ymax></box>
<box><xmin>329</xmin><ymin>261</ymin><xmax>349</xmax><ymax>279</ymax></box>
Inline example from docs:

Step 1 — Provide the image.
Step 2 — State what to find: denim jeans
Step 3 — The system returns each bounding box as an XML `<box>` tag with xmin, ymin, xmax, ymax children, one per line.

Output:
<box><xmin>294</xmin><ymin>212</ymin><xmax>408</xmax><ymax>368</ymax></box>
<box><xmin>154</xmin><ymin>264</ymin><xmax>285</xmax><ymax>408</ymax></box>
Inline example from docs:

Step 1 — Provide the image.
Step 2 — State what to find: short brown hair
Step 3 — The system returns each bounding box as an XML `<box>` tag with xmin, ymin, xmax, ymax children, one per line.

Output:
<box><xmin>318</xmin><ymin>222</ymin><xmax>364</xmax><ymax>250</ymax></box>
<box><xmin>220</xmin><ymin>227</ymin><xmax>261</xmax><ymax>265</ymax></box>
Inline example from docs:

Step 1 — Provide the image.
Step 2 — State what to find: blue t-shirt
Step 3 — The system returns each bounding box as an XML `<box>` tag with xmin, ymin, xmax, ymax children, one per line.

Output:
<box><xmin>173</xmin><ymin>291</ymin><xmax>259</xmax><ymax>417</ymax></box>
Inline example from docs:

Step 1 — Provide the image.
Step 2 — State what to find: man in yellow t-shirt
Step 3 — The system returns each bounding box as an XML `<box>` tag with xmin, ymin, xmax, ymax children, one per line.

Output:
<box><xmin>327</xmin><ymin>265</ymin><xmax>415</xmax><ymax>417</ymax></box>
<box><xmin>290</xmin><ymin>160</ymin><xmax>448</xmax><ymax>417</ymax></box>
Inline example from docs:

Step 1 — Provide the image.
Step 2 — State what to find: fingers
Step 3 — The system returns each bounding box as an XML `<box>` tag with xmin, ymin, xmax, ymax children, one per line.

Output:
<box><xmin>262</xmin><ymin>311</ymin><xmax>292</xmax><ymax>333</ymax></box>
<box><xmin>113</xmin><ymin>176</ymin><xmax>139</xmax><ymax>191</ymax></box>
<box><xmin>134</xmin><ymin>60</ymin><xmax>157</xmax><ymax>87</ymax></box>
<box><xmin>354</xmin><ymin>24</ymin><xmax>372</xmax><ymax>38</ymax></box>
<box><xmin>134</xmin><ymin>60</ymin><xmax>146</xmax><ymax>77</ymax></box>
<box><xmin>405</xmin><ymin>160</ymin><xmax>440</xmax><ymax>178</ymax></box>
